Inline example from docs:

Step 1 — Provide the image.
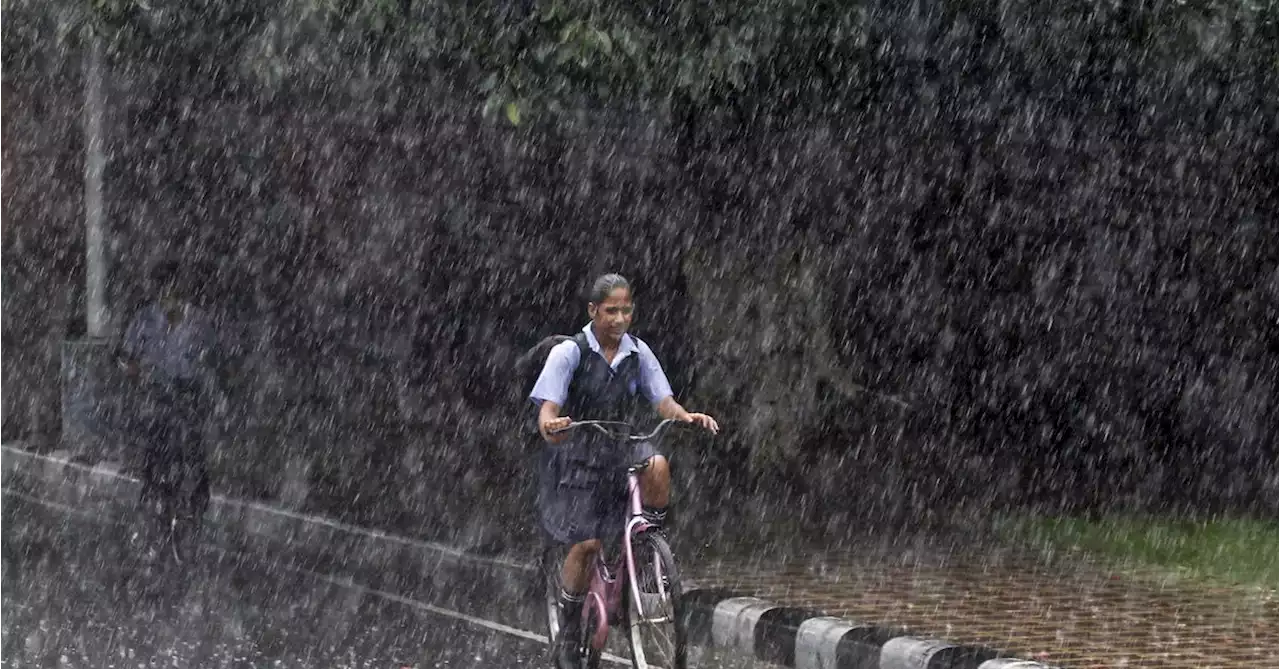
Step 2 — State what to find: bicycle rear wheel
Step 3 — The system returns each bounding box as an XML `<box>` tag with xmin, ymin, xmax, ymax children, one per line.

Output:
<box><xmin>625</xmin><ymin>533</ymin><xmax>686</xmax><ymax>669</ymax></box>
<box><xmin>541</xmin><ymin>546</ymin><xmax>563</xmax><ymax>644</ymax></box>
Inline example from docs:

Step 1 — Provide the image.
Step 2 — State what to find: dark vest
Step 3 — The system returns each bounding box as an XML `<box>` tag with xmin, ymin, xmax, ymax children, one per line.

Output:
<box><xmin>563</xmin><ymin>332</ymin><xmax>644</xmax><ymax>426</ymax></box>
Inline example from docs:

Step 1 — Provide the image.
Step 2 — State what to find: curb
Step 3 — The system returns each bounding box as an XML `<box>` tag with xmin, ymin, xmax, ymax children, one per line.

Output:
<box><xmin>2</xmin><ymin>444</ymin><xmax>1059</xmax><ymax>669</ymax></box>
<box><xmin>682</xmin><ymin>595</ymin><xmax>1053</xmax><ymax>669</ymax></box>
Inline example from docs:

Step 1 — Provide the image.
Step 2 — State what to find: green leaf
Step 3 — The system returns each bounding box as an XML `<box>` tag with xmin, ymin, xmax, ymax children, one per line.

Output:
<box><xmin>505</xmin><ymin>101</ymin><xmax>522</xmax><ymax>126</ymax></box>
<box><xmin>555</xmin><ymin>44</ymin><xmax>575</xmax><ymax>65</ymax></box>
<box><xmin>617</xmin><ymin>32</ymin><xmax>638</xmax><ymax>57</ymax></box>
<box><xmin>594</xmin><ymin>29</ymin><xmax>613</xmax><ymax>54</ymax></box>
<box><xmin>533</xmin><ymin>42</ymin><xmax>557</xmax><ymax>62</ymax></box>
<box><xmin>559</xmin><ymin>20</ymin><xmax>580</xmax><ymax>44</ymax></box>
<box><xmin>482</xmin><ymin>92</ymin><xmax>504</xmax><ymax>118</ymax></box>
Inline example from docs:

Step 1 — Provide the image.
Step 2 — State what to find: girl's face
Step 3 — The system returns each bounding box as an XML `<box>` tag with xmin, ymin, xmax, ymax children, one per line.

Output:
<box><xmin>588</xmin><ymin>288</ymin><xmax>634</xmax><ymax>347</ymax></box>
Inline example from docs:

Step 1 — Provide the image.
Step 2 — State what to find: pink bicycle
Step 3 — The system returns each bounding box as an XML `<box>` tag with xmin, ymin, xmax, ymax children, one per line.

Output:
<box><xmin>541</xmin><ymin>418</ymin><xmax>689</xmax><ymax>669</ymax></box>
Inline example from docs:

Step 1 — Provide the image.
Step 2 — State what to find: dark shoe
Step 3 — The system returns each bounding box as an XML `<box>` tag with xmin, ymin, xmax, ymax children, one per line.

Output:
<box><xmin>551</xmin><ymin>618</ymin><xmax>582</xmax><ymax>669</ymax></box>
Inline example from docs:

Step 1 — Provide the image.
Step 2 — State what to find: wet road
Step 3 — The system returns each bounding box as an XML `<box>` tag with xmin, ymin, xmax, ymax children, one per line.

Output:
<box><xmin>1</xmin><ymin>494</ymin><xmax>772</xmax><ymax>669</ymax></box>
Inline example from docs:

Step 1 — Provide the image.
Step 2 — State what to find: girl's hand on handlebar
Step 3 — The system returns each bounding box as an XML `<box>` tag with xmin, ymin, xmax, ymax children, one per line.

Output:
<box><xmin>686</xmin><ymin>412</ymin><xmax>720</xmax><ymax>434</ymax></box>
<box><xmin>537</xmin><ymin>417</ymin><xmax>573</xmax><ymax>442</ymax></box>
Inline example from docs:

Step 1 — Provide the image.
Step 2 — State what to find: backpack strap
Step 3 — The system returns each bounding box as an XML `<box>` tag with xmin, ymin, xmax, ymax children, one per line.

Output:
<box><xmin>626</xmin><ymin>333</ymin><xmax>646</xmax><ymax>388</ymax></box>
<box><xmin>572</xmin><ymin>331</ymin><xmax>591</xmax><ymax>358</ymax></box>
<box><xmin>567</xmin><ymin>332</ymin><xmax>591</xmax><ymax>394</ymax></box>
<box><xmin>565</xmin><ymin>332</ymin><xmax>593</xmax><ymax>411</ymax></box>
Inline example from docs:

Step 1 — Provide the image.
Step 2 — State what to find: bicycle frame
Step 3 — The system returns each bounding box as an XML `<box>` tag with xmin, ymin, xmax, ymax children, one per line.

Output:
<box><xmin>551</xmin><ymin>420</ymin><xmax>678</xmax><ymax>654</ymax></box>
<box><xmin>581</xmin><ymin>465</ymin><xmax>660</xmax><ymax>652</ymax></box>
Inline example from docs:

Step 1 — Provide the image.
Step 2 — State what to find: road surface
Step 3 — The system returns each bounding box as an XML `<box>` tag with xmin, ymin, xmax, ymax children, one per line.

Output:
<box><xmin>1</xmin><ymin>493</ymin><xmax>771</xmax><ymax>669</ymax></box>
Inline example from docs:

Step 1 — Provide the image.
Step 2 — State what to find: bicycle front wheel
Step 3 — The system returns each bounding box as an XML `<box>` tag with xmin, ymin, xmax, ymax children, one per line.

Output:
<box><xmin>625</xmin><ymin>533</ymin><xmax>686</xmax><ymax>669</ymax></box>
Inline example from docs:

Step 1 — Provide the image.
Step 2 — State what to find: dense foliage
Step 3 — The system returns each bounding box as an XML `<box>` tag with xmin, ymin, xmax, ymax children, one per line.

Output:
<box><xmin>8</xmin><ymin>0</ymin><xmax>1275</xmax><ymax>129</ymax></box>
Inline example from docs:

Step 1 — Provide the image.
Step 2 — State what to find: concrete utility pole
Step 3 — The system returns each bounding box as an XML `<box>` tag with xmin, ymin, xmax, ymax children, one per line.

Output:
<box><xmin>83</xmin><ymin>32</ymin><xmax>108</xmax><ymax>336</ymax></box>
<box><xmin>62</xmin><ymin>30</ymin><xmax>113</xmax><ymax>462</ymax></box>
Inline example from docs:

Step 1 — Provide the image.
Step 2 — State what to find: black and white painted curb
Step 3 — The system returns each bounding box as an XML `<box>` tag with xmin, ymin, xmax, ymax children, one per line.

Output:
<box><xmin>2</xmin><ymin>444</ymin><xmax>1058</xmax><ymax>669</ymax></box>
<box><xmin>681</xmin><ymin>595</ymin><xmax>1056</xmax><ymax>669</ymax></box>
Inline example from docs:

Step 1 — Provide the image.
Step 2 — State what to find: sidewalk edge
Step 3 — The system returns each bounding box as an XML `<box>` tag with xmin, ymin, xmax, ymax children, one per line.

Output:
<box><xmin>1</xmin><ymin>444</ymin><xmax>1060</xmax><ymax>669</ymax></box>
<box><xmin>681</xmin><ymin>587</ymin><xmax>1058</xmax><ymax>669</ymax></box>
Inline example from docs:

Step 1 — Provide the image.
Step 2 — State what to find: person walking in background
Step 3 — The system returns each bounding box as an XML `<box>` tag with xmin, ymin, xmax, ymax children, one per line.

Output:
<box><xmin>116</xmin><ymin>260</ymin><xmax>223</xmax><ymax>562</ymax></box>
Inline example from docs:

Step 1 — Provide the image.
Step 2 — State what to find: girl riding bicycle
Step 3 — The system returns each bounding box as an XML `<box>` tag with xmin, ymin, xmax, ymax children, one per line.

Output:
<box><xmin>529</xmin><ymin>273</ymin><xmax>719</xmax><ymax>669</ymax></box>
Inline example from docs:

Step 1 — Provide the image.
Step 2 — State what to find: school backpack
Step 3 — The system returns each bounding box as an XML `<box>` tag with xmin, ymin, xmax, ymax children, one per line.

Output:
<box><xmin>515</xmin><ymin>333</ymin><xmax>588</xmax><ymax>403</ymax></box>
<box><xmin>514</xmin><ymin>330</ymin><xmax>640</xmax><ymax>416</ymax></box>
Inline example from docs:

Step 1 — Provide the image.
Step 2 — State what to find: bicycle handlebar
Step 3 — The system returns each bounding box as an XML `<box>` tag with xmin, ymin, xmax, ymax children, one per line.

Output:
<box><xmin>550</xmin><ymin>418</ymin><xmax>685</xmax><ymax>442</ymax></box>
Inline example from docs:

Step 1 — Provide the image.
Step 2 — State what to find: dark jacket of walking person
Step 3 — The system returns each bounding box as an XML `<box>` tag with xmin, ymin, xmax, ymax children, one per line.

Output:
<box><xmin>117</xmin><ymin>261</ymin><xmax>220</xmax><ymax>523</ymax></box>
